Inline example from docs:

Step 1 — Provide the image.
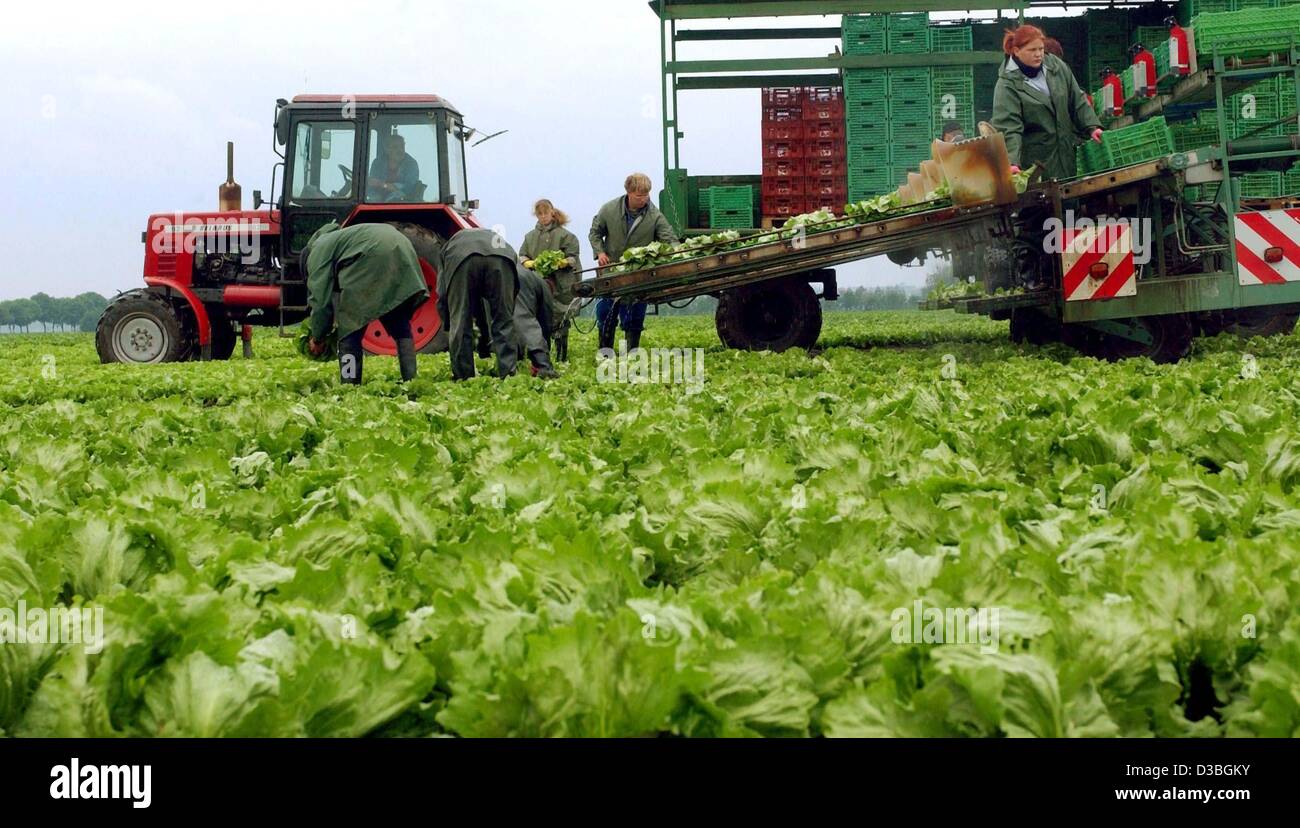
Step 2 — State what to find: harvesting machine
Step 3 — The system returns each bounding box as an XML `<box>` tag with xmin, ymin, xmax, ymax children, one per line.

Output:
<box><xmin>574</xmin><ymin>1</ymin><xmax>1300</xmax><ymax>361</ymax></box>
<box><xmin>97</xmin><ymin>95</ymin><xmax>477</xmax><ymax>364</ymax></box>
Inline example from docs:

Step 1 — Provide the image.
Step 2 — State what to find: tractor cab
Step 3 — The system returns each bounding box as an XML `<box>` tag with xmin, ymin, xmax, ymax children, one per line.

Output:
<box><xmin>270</xmin><ymin>95</ymin><xmax>475</xmax><ymax>264</ymax></box>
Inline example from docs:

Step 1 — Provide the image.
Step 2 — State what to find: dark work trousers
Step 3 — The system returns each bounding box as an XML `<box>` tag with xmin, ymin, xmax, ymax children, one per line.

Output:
<box><xmin>338</xmin><ymin>300</ymin><xmax>416</xmax><ymax>384</ymax></box>
<box><xmin>442</xmin><ymin>255</ymin><xmax>518</xmax><ymax>381</ymax></box>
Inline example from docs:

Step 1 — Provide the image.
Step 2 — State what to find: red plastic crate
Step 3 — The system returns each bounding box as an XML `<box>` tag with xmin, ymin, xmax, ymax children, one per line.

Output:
<box><xmin>803</xmin><ymin>98</ymin><xmax>846</xmax><ymax>121</ymax></box>
<box><xmin>806</xmin><ymin>193</ymin><xmax>849</xmax><ymax>212</ymax></box>
<box><xmin>762</xmin><ymin>122</ymin><xmax>805</xmax><ymax>141</ymax></box>
<box><xmin>805</xmin><ymin>139</ymin><xmax>847</xmax><ymax>160</ymax></box>
<box><xmin>804</xmin><ymin>87</ymin><xmax>842</xmax><ymax>104</ymax></box>
<box><xmin>763</xmin><ymin>195</ymin><xmax>807</xmax><ymax>218</ymax></box>
<box><xmin>763</xmin><ymin>141</ymin><xmax>804</xmax><ymax>160</ymax></box>
<box><xmin>805</xmin><ymin>158</ymin><xmax>848</xmax><ymax>179</ymax></box>
<box><xmin>762</xmin><ymin>106</ymin><xmax>803</xmax><ymax>123</ymax></box>
<box><xmin>804</xmin><ymin>120</ymin><xmax>846</xmax><ymax>142</ymax></box>
<box><xmin>804</xmin><ymin>177</ymin><xmax>848</xmax><ymax>199</ymax></box>
<box><xmin>762</xmin><ymin>88</ymin><xmax>803</xmax><ymax>108</ymax></box>
<box><xmin>762</xmin><ymin>159</ymin><xmax>805</xmax><ymax>179</ymax></box>
<box><xmin>761</xmin><ymin>178</ymin><xmax>806</xmax><ymax>198</ymax></box>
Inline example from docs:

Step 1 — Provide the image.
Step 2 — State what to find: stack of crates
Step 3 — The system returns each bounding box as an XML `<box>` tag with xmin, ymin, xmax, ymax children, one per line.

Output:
<box><xmin>842</xmin><ymin>13</ymin><xmax>935</xmax><ymax>202</ymax></box>
<box><xmin>1133</xmin><ymin>25</ymin><xmax>1170</xmax><ymax>50</ymax></box>
<box><xmin>1228</xmin><ymin>80</ymin><xmax>1284</xmax><ymax>138</ymax></box>
<box><xmin>1086</xmin><ymin>9</ymin><xmax>1133</xmax><ymax>85</ymax></box>
<box><xmin>1177</xmin><ymin>0</ymin><xmax>1233</xmax><ymax>25</ymax></box>
<box><xmin>931</xmin><ymin>26</ymin><xmax>976</xmax><ymax>139</ymax></box>
<box><xmin>760</xmin><ymin>87</ymin><xmax>847</xmax><ymax>221</ymax></box>
<box><xmin>1171</xmin><ymin>110</ymin><xmax>1224</xmax><ymax>150</ymax></box>
<box><xmin>1193</xmin><ymin>5</ymin><xmax>1300</xmax><ymax>59</ymax></box>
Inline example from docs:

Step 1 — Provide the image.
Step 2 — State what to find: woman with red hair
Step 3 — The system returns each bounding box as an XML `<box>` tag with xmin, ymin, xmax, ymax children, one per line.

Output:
<box><xmin>992</xmin><ymin>24</ymin><xmax>1102</xmax><ymax>181</ymax></box>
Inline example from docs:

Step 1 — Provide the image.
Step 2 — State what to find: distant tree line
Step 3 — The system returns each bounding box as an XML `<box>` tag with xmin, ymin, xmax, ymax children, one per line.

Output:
<box><xmin>0</xmin><ymin>293</ymin><xmax>109</xmax><ymax>333</ymax></box>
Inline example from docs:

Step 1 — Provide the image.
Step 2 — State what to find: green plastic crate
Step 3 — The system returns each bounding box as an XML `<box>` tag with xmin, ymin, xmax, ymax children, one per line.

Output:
<box><xmin>1236</xmin><ymin>170</ymin><xmax>1283</xmax><ymax>197</ymax></box>
<box><xmin>888</xmin><ymin>67</ymin><xmax>932</xmax><ymax>98</ymax></box>
<box><xmin>887</xmin><ymin>13</ymin><xmax>931</xmax><ymax>54</ymax></box>
<box><xmin>1283</xmin><ymin>163</ymin><xmax>1300</xmax><ymax>193</ymax></box>
<box><xmin>1172</xmin><ymin>119</ymin><xmax>1223</xmax><ymax>150</ymax></box>
<box><xmin>1134</xmin><ymin>26</ymin><xmax>1170</xmax><ymax>48</ymax></box>
<box><xmin>929</xmin><ymin>25</ymin><xmax>972</xmax><ymax>53</ymax></box>
<box><xmin>1234</xmin><ymin>0</ymin><xmax>1279</xmax><ymax>9</ymax></box>
<box><xmin>844</xmin><ymin>69</ymin><xmax>889</xmax><ymax>101</ymax></box>
<box><xmin>846</xmin><ymin>98</ymin><xmax>890</xmax><ymax>124</ymax></box>
<box><xmin>843</xmin><ymin>14</ymin><xmax>888</xmax><ymax>56</ymax></box>
<box><xmin>848</xmin><ymin>166</ymin><xmax>893</xmax><ymax>200</ymax></box>
<box><xmin>710</xmin><ymin>207</ymin><xmax>754</xmax><ymax>229</ymax></box>
<box><xmin>708</xmin><ymin>185</ymin><xmax>754</xmax><ymax>212</ymax></box>
<box><xmin>1193</xmin><ymin>7</ymin><xmax>1300</xmax><ymax>58</ymax></box>
<box><xmin>848</xmin><ymin>144</ymin><xmax>892</xmax><ymax>167</ymax></box>
<box><xmin>1178</xmin><ymin>0</ymin><xmax>1233</xmax><ymax>24</ymax></box>
<box><xmin>891</xmin><ymin>142</ymin><xmax>932</xmax><ymax>168</ymax></box>
<box><xmin>698</xmin><ymin>188</ymin><xmax>712</xmax><ymax>216</ymax></box>
<box><xmin>1106</xmin><ymin>116</ymin><xmax>1175</xmax><ymax>166</ymax></box>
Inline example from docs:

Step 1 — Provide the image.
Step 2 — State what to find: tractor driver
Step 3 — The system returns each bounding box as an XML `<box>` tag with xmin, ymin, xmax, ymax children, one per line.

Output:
<box><xmin>368</xmin><ymin>134</ymin><xmax>421</xmax><ymax>202</ymax></box>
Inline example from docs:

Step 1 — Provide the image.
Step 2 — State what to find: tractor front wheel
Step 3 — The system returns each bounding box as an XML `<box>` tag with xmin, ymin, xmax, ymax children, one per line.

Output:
<box><xmin>715</xmin><ymin>278</ymin><xmax>822</xmax><ymax>352</ymax></box>
<box><xmin>96</xmin><ymin>291</ymin><xmax>194</xmax><ymax>365</ymax></box>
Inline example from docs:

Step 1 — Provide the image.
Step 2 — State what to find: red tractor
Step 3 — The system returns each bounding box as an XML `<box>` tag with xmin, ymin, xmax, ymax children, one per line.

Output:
<box><xmin>97</xmin><ymin>95</ymin><xmax>478</xmax><ymax>364</ymax></box>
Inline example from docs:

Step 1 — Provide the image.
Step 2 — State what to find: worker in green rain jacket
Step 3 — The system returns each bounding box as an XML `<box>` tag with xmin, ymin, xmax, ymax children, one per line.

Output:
<box><xmin>992</xmin><ymin>25</ymin><xmax>1104</xmax><ymax>288</ymax></box>
<box><xmin>519</xmin><ymin>199</ymin><xmax>581</xmax><ymax>362</ymax></box>
<box><xmin>590</xmin><ymin>173</ymin><xmax>679</xmax><ymax>353</ymax></box>
<box><xmin>991</xmin><ymin>25</ymin><xmax>1102</xmax><ymax>181</ymax></box>
<box><xmin>304</xmin><ymin>221</ymin><xmax>429</xmax><ymax>385</ymax></box>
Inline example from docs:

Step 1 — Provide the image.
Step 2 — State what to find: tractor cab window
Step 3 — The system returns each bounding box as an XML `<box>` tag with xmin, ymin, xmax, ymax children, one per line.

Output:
<box><xmin>290</xmin><ymin>122</ymin><xmax>357</xmax><ymax>201</ymax></box>
<box><xmin>446</xmin><ymin>118</ymin><xmax>468</xmax><ymax>207</ymax></box>
<box><xmin>365</xmin><ymin>116</ymin><xmax>439</xmax><ymax>204</ymax></box>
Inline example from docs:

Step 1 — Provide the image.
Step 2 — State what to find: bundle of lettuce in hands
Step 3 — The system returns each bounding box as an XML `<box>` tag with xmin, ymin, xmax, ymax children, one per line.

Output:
<box><xmin>295</xmin><ymin>320</ymin><xmax>337</xmax><ymax>362</ymax></box>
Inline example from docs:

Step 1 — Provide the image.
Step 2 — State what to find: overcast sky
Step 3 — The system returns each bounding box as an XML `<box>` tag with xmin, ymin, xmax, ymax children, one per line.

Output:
<box><xmin>0</xmin><ymin>1</ymin><xmax>1062</xmax><ymax>302</ymax></box>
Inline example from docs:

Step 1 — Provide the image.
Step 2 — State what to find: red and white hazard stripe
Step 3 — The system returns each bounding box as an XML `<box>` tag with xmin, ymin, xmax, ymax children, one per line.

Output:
<box><xmin>1236</xmin><ymin>210</ymin><xmax>1300</xmax><ymax>286</ymax></box>
<box><xmin>1063</xmin><ymin>222</ymin><xmax>1138</xmax><ymax>302</ymax></box>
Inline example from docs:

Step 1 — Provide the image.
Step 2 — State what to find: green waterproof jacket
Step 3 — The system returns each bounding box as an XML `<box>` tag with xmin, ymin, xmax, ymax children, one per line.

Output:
<box><xmin>520</xmin><ymin>221</ymin><xmax>582</xmax><ymax>306</ymax></box>
<box><xmin>991</xmin><ymin>53</ymin><xmax>1102</xmax><ymax>181</ymax></box>
<box><xmin>304</xmin><ymin>222</ymin><xmax>430</xmax><ymax>341</ymax></box>
<box><xmin>589</xmin><ymin>196</ymin><xmax>679</xmax><ymax>263</ymax></box>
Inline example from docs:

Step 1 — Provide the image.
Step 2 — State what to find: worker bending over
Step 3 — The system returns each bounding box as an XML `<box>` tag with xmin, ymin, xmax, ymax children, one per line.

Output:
<box><xmin>304</xmin><ymin>221</ymin><xmax>428</xmax><ymax>385</ymax></box>
<box><xmin>435</xmin><ymin>228</ymin><xmax>522</xmax><ymax>381</ymax></box>
<box><xmin>514</xmin><ymin>266</ymin><xmax>559</xmax><ymax>379</ymax></box>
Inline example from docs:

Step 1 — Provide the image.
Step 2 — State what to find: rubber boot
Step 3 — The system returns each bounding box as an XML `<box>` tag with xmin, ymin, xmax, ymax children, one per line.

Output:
<box><xmin>625</xmin><ymin>328</ymin><xmax>643</xmax><ymax>353</ymax></box>
<box><xmin>555</xmin><ymin>332</ymin><xmax>569</xmax><ymax>363</ymax></box>
<box><xmin>598</xmin><ymin>316</ymin><xmax>617</xmax><ymax>354</ymax></box>
<box><xmin>339</xmin><ymin>342</ymin><xmax>364</xmax><ymax>386</ymax></box>
<box><xmin>396</xmin><ymin>337</ymin><xmax>418</xmax><ymax>382</ymax></box>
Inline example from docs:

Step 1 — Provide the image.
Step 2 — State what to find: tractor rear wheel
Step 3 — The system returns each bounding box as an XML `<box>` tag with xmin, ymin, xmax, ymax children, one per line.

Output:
<box><xmin>716</xmin><ymin>278</ymin><xmax>822</xmax><ymax>352</ymax></box>
<box><xmin>96</xmin><ymin>290</ymin><xmax>193</xmax><ymax>365</ymax></box>
<box><xmin>1072</xmin><ymin>314</ymin><xmax>1194</xmax><ymax>364</ymax></box>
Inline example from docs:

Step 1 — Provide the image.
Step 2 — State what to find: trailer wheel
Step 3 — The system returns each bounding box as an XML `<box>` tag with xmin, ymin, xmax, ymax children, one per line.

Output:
<box><xmin>1224</xmin><ymin>309</ymin><xmax>1300</xmax><ymax>339</ymax></box>
<box><xmin>716</xmin><ymin>279</ymin><xmax>822</xmax><ymax>352</ymax></box>
<box><xmin>96</xmin><ymin>290</ymin><xmax>194</xmax><ymax>365</ymax></box>
<box><xmin>1085</xmin><ymin>314</ymin><xmax>1194</xmax><ymax>364</ymax></box>
<box><xmin>1009</xmin><ymin>308</ymin><xmax>1061</xmax><ymax>346</ymax></box>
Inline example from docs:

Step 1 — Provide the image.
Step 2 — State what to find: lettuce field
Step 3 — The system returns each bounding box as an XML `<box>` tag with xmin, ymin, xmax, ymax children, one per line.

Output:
<box><xmin>2</xmin><ymin>311</ymin><xmax>1300</xmax><ymax>737</ymax></box>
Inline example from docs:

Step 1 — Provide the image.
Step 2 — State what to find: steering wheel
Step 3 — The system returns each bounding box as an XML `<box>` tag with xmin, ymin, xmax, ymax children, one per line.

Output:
<box><xmin>331</xmin><ymin>164</ymin><xmax>354</xmax><ymax>198</ymax></box>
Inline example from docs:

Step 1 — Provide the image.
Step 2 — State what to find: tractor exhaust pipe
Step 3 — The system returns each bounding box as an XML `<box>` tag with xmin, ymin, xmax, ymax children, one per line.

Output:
<box><xmin>219</xmin><ymin>141</ymin><xmax>242</xmax><ymax>212</ymax></box>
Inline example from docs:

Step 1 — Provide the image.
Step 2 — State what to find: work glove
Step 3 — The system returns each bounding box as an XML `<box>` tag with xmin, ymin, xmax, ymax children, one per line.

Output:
<box><xmin>523</xmin><ymin>259</ymin><xmax>535</xmax><ymax>270</ymax></box>
<box><xmin>1091</xmin><ymin>128</ymin><xmax>1105</xmax><ymax>143</ymax></box>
